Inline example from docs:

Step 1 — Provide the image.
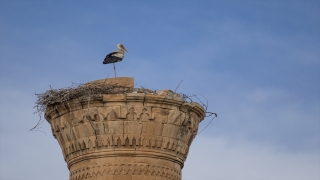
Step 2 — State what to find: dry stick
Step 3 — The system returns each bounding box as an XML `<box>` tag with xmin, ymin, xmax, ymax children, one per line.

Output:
<box><xmin>103</xmin><ymin>74</ymin><xmax>110</xmax><ymax>84</ymax></box>
<box><xmin>193</xmin><ymin>94</ymin><xmax>208</xmax><ymax>112</ymax></box>
<box><xmin>175</xmin><ymin>80</ymin><xmax>183</xmax><ymax>92</ymax></box>
<box><xmin>180</xmin><ymin>93</ymin><xmax>193</xmax><ymax>103</ymax></box>
<box><xmin>29</xmin><ymin>114</ymin><xmax>47</xmax><ymax>135</ymax></box>
<box><xmin>199</xmin><ymin>94</ymin><xmax>209</xmax><ymax>112</ymax></box>
<box><xmin>177</xmin><ymin>93</ymin><xmax>217</xmax><ymax>134</ymax></box>
<box><xmin>197</xmin><ymin>114</ymin><xmax>217</xmax><ymax>135</ymax></box>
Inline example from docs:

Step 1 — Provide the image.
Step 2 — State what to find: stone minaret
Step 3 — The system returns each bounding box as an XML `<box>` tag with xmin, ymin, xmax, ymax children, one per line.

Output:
<box><xmin>45</xmin><ymin>77</ymin><xmax>205</xmax><ymax>180</ymax></box>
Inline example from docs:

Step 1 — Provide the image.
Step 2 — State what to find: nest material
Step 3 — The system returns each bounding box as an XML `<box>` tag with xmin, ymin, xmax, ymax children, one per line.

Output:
<box><xmin>34</xmin><ymin>83</ymin><xmax>137</xmax><ymax>115</ymax></box>
<box><xmin>34</xmin><ymin>83</ymin><xmax>185</xmax><ymax>116</ymax></box>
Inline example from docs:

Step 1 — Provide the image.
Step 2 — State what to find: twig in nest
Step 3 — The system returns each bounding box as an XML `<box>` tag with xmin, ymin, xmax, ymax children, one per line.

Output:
<box><xmin>175</xmin><ymin>80</ymin><xmax>183</xmax><ymax>92</ymax></box>
<box><xmin>176</xmin><ymin>92</ymin><xmax>217</xmax><ymax>134</ymax></box>
<box><xmin>197</xmin><ymin>112</ymin><xmax>217</xmax><ymax>135</ymax></box>
<box><xmin>180</xmin><ymin>93</ymin><xmax>193</xmax><ymax>103</ymax></box>
<box><xmin>29</xmin><ymin>115</ymin><xmax>47</xmax><ymax>135</ymax></box>
<box><xmin>193</xmin><ymin>94</ymin><xmax>208</xmax><ymax>112</ymax></box>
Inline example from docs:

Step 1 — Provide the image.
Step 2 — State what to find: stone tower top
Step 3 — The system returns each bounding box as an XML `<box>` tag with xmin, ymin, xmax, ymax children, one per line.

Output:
<box><xmin>44</xmin><ymin>77</ymin><xmax>205</xmax><ymax>180</ymax></box>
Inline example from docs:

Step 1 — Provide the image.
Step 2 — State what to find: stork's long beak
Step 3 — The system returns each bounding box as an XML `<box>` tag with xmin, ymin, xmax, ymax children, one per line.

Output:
<box><xmin>123</xmin><ymin>47</ymin><xmax>128</xmax><ymax>52</ymax></box>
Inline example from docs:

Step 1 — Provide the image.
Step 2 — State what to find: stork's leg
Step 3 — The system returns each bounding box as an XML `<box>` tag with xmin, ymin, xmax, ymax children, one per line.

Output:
<box><xmin>113</xmin><ymin>63</ymin><xmax>116</xmax><ymax>78</ymax></box>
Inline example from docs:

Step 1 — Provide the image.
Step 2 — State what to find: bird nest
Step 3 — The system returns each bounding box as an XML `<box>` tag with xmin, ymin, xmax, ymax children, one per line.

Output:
<box><xmin>32</xmin><ymin>82</ymin><xmax>217</xmax><ymax>135</ymax></box>
<box><xmin>34</xmin><ymin>83</ymin><xmax>150</xmax><ymax>115</ymax></box>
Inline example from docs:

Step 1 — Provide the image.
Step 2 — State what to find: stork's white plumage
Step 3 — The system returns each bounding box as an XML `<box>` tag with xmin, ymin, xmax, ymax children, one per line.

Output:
<box><xmin>103</xmin><ymin>44</ymin><xmax>128</xmax><ymax>78</ymax></box>
<box><xmin>103</xmin><ymin>44</ymin><xmax>128</xmax><ymax>64</ymax></box>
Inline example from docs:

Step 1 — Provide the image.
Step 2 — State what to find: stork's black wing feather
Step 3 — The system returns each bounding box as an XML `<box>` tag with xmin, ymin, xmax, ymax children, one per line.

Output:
<box><xmin>103</xmin><ymin>52</ymin><xmax>123</xmax><ymax>64</ymax></box>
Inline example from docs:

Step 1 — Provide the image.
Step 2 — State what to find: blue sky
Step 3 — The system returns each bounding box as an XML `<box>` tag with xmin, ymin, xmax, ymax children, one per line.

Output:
<box><xmin>0</xmin><ymin>1</ymin><xmax>319</xmax><ymax>180</ymax></box>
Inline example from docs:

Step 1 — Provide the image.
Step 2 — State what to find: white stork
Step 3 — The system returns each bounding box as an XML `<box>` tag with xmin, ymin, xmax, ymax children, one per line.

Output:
<box><xmin>103</xmin><ymin>44</ymin><xmax>128</xmax><ymax>78</ymax></box>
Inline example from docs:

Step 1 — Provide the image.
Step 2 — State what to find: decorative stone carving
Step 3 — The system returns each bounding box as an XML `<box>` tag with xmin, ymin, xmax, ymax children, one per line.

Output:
<box><xmin>45</xmin><ymin>78</ymin><xmax>205</xmax><ymax>180</ymax></box>
<box><xmin>70</xmin><ymin>163</ymin><xmax>180</xmax><ymax>180</ymax></box>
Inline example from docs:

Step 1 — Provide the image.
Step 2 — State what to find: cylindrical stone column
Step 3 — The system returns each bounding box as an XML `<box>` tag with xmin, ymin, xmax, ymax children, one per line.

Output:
<box><xmin>45</xmin><ymin>77</ymin><xmax>205</xmax><ymax>180</ymax></box>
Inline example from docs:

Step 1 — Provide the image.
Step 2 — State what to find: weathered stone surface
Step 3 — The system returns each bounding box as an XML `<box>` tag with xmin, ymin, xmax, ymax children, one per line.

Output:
<box><xmin>45</xmin><ymin>77</ymin><xmax>205</xmax><ymax>180</ymax></box>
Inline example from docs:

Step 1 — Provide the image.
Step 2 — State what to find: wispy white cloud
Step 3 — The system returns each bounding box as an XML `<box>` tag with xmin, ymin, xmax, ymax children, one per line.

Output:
<box><xmin>183</xmin><ymin>136</ymin><xmax>320</xmax><ymax>180</ymax></box>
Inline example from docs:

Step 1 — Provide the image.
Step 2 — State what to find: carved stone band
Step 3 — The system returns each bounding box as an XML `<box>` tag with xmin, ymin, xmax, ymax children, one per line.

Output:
<box><xmin>70</xmin><ymin>163</ymin><xmax>180</xmax><ymax>180</ymax></box>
